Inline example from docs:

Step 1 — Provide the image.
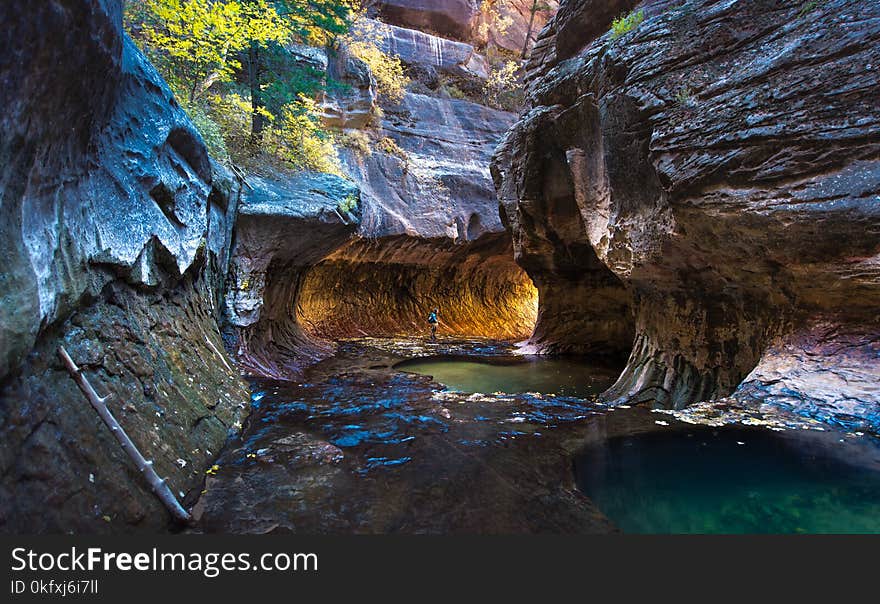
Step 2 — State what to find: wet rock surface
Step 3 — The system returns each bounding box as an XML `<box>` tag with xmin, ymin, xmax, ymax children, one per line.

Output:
<box><xmin>195</xmin><ymin>338</ymin><xmax>880</xmax><ymax>533</ymax></box>
<box><xmin>0</xmin><ymin>277</ymin><xmax>250</xmax><ymax>533</ymax></box>
<box><xmin>223</xmin><ymin>171</ymin><xmax>360</xmax><ymax>379</ymax></box>
<box><xmin>0</xmin><ymin>1</ymin><xmax>249</xmax><ymax>532</ymax></box>
<box><xmin>195</xmin><ymin>339</ymin><xmax>617</xmax><ymax>533</ymax></box>
<box><xmin>227</xmin><ymin>77</ymin><xmax>526</xmax><ymax>371</ymax></box>
<box><xmin>0</xmin><ymin>4</ymin><xmax>225</xmax><ymax>380</ymax></box>
<box><xmin>494</xmin><ymin>0</ymin><xmax>880</xmax><ymax>424</ymax></box>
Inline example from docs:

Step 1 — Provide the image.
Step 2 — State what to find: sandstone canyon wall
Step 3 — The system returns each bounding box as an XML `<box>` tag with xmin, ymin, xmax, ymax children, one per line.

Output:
<box><xmin>224</xmin><ymin>14</ymin><xmax>543</xmax><ymax>378</ymax></box>
<box><xmin>494</xmin><ymin>0</ymin><xmax>880</xmax><ymax>428</ymax></box>
<box><xmin>0</xmin><ymin>1</ymin><xmax>248</xmax><ymax>532</ymax></box>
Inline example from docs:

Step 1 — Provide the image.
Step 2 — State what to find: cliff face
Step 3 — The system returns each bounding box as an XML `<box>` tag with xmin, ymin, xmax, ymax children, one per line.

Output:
<box><xmin>375</xmin><ymin>0</ymin><xmax>559</xmax><ymax>53</ymax></box>
<box><xmin>224</xmin><ymin>22</ymin><xmax>538</xmax><ymax>377</ymax></box>
<box><xmin>494</xmin><ymin>0</ymin><xmax>880</xmax><ymax>425</ymax></box>
<box><xmin>0</xmin><ymin>1</ymin><xmax>248</xmax><ymax>532</ymax></box>
<box><xmin>304</xmin><ymin>78</ymin><xmax>536</xmax><ymax>344</ymax></box>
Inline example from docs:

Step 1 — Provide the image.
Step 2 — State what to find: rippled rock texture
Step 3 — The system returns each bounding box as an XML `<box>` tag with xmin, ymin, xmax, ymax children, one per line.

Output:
<box><xmin>296</xmin><ymin>235</ymin><xmax>537</xmax><ymax>340</ymax></box>
<box><xmin>494</xmin><ymin>0</ymin><xmax>880</xmax><ymax>425</ymax></box>
<box><xmin>223</xmin><ymin>171</ymin><xmax>360</xmax><ymax>379</ymax></box>
<box><xmin>0</xmin><ymin>1</ymin><xmax>248</xmax><ymax>532</ymax></box>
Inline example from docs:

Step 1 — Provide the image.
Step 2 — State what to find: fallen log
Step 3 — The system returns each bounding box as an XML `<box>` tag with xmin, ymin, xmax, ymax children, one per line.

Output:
<box><xmin>57</xmin><ymin>346</ymin><xmax>192</xmax><ymax>525</ymax></box>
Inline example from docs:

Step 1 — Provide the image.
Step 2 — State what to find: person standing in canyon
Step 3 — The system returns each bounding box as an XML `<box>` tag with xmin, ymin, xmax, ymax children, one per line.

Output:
<box><xmin>427</xmin><ymin>308</ymin><xmax>439</xmax><ymax>341</ymax></box>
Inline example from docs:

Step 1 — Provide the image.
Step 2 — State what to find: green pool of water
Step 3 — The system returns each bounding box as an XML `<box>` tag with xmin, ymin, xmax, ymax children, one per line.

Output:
<box><xmin>575</xmin><ymin>426</ymin><xmax>880</xmax><ymax>534</ymax></box>
<box><xmin>397</xmin><ymin>356</ymin><xmax>619</xmax><ymax>397</ymax></box>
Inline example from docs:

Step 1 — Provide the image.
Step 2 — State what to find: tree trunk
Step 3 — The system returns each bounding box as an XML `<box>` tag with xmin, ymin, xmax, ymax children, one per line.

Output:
<box><xmin>521</xmin><ymin>1</ymin><xmax>539</xmax><ymax>59</ymax></box>
<box><xmin>247</xmin><ymin>44</ymin><xmax>265</xmax><ymax>144</ymax></box>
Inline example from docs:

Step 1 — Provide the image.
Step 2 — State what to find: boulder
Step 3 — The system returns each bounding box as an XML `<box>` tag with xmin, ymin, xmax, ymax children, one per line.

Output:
<box><xmin>321</xmin><ymin>50</ymin><xmax>378</xmax><ymax>129</ymax></box>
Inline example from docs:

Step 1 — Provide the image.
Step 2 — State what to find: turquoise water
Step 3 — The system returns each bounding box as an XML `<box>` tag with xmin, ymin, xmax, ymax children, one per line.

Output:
<box><xmin>397</xmin><ymin>356</ymin><xmax>619</xmax><ymax>397</ymax></box>
<box><xmin>575</xmin><ymin>426</ymin><xmax>880</xmax><ymax>534</ymax></box>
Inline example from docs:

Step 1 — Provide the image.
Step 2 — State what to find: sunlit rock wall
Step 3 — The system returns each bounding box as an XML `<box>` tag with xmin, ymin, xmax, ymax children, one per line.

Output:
<box><xmin>296</xmin><ymin>235</ymin><xmax>537</xmax><ymax>340</ymax></box>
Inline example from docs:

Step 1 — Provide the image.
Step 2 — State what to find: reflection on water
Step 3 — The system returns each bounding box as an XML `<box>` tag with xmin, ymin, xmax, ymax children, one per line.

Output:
<box><xmin>575</xmin><ymin>425</ymin><xmax>880</xmax><ymax>534</ymax></box>
<box><xmin>397</xmin><ymin>356</ymin><xmax>619</xmax><ymax>397</ymax></box>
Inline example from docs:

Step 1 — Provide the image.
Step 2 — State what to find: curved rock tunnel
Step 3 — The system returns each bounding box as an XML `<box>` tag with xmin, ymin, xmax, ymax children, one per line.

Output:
<box><xmin>228</xmin><ymin>229</ymin><xmax>547</xmax><ymax>378</ymax></box>
<box><xmin>295</xmin><ymin>234</ymin><xmax>539</xmax><ymax>341</ymax></box>
<box><xmin>222</xmin><ymin>164</ymin><xmax>640</xmax><ymax>382</ymax></box>
<box><xmin>226</xmin><ymin>211</ymin><xmax>639</xmax><ymax>383</ymax></box>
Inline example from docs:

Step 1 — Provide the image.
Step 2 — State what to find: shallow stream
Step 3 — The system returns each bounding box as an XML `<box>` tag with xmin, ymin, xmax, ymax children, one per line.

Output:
<box><xmin>196</xmin><ymin>339</ymin><xmax>880</xmax><ymax>534</ymax></box>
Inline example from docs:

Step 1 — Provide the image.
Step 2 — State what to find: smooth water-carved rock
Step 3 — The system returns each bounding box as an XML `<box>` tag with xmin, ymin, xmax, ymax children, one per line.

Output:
<box><xmin>494</xmin><ymin>0</ymin><xmax>880</xmax><ymax>422</ymax></box>
<box><xmin>0</xmin><ymin>1</ymin><xmax>248</xmax><ymax>532</ymax></box>
<box><xmin>733</xmin><ymin>320</ymin><xmax>880</xmax><ymax>433</ymax></box>
<box><xmin>343</xmin><ymin>91</ymin><xmax>516</xmax><ymax>240</ymax></box>
<box><xmin>1</xmin><ymin>9</ymin><xmax>218</xmax><ymax>379</ymax></box>
<box><xmin>297</xmin><ymin>92</ymin><xmax>536</xmax><ymax>343</ymax></box>
<box><xmin>369</xmin><ymin>18</ymin><xmax>489</xmax><ymax>80</ymax></box>
<box><xmin>224</xmin><ymin>171</ymin><xmax>360</xmax><ymax>379</ymax></box>
<box><xmin>493</xmin><ymin>106</ymin><xmax>635</xmax><ymax>359</ymax></box>
<box><xmin>296</xmin><ymin>235</ymin><xmax>537</xmax><ymax>340</ymax></box>
<box><xmin>227</xmin><ymin>90</ymin><xmax>527</xmax><ymax>371</ymax></box>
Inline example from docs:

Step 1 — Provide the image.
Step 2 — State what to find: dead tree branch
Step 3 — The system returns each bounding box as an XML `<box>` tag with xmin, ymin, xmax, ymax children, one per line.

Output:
<box><xmin>57</xmin><ymin>346</ymin><xmax>192</xmax><ymax>525</ymax></box>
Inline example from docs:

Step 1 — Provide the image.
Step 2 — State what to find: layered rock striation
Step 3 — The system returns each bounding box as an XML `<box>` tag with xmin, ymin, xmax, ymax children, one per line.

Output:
<box><xmin>494</xmin><ymin>0</ymin><xmax>880</xmax><ymax>423</ymax></box>
<box><xmin>225</xmin><ymin>43</ymin><xmax>533</xmax><ymax>376</ymax></box>
<box><xmin>296</xmin><ymin>234</ymin><xmax>537</xmax><ymax>340</ymax></box>
<box><xmin>0</xmin><ymin>1</ymin><xmax>248</xmax><ymax>532</ymax></box>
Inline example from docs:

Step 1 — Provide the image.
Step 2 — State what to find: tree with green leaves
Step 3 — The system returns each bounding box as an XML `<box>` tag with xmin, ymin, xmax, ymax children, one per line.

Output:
<box><xmin>135</xmin><ymin>0</ymin><xmax>289</xmax><ymax>104</ymax></box>
<box><xmin>127</xmin><ymin>0</ymin><xmax>358</xmax><ymax>171</ymax></box>
<box><xmin>243</xmin><ymin>0</ymin><xmax>353</xmax><ymax>142</ymax></box>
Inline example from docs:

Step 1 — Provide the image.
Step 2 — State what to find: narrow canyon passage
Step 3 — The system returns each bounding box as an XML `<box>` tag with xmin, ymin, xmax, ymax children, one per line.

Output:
<box><xmin>229</xmin><ymin>230</ymin><xmax>549</xmax><ymax>380</ymax></box>
<box><xmin>3</xmin><ymin>0</ymin><xmax>880</xmax><ymax>540</ymax></box>
<box><xmin>295</xmin><ymin>235</ymin><xmax>539</xmax><ymax>340</ymax></box>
